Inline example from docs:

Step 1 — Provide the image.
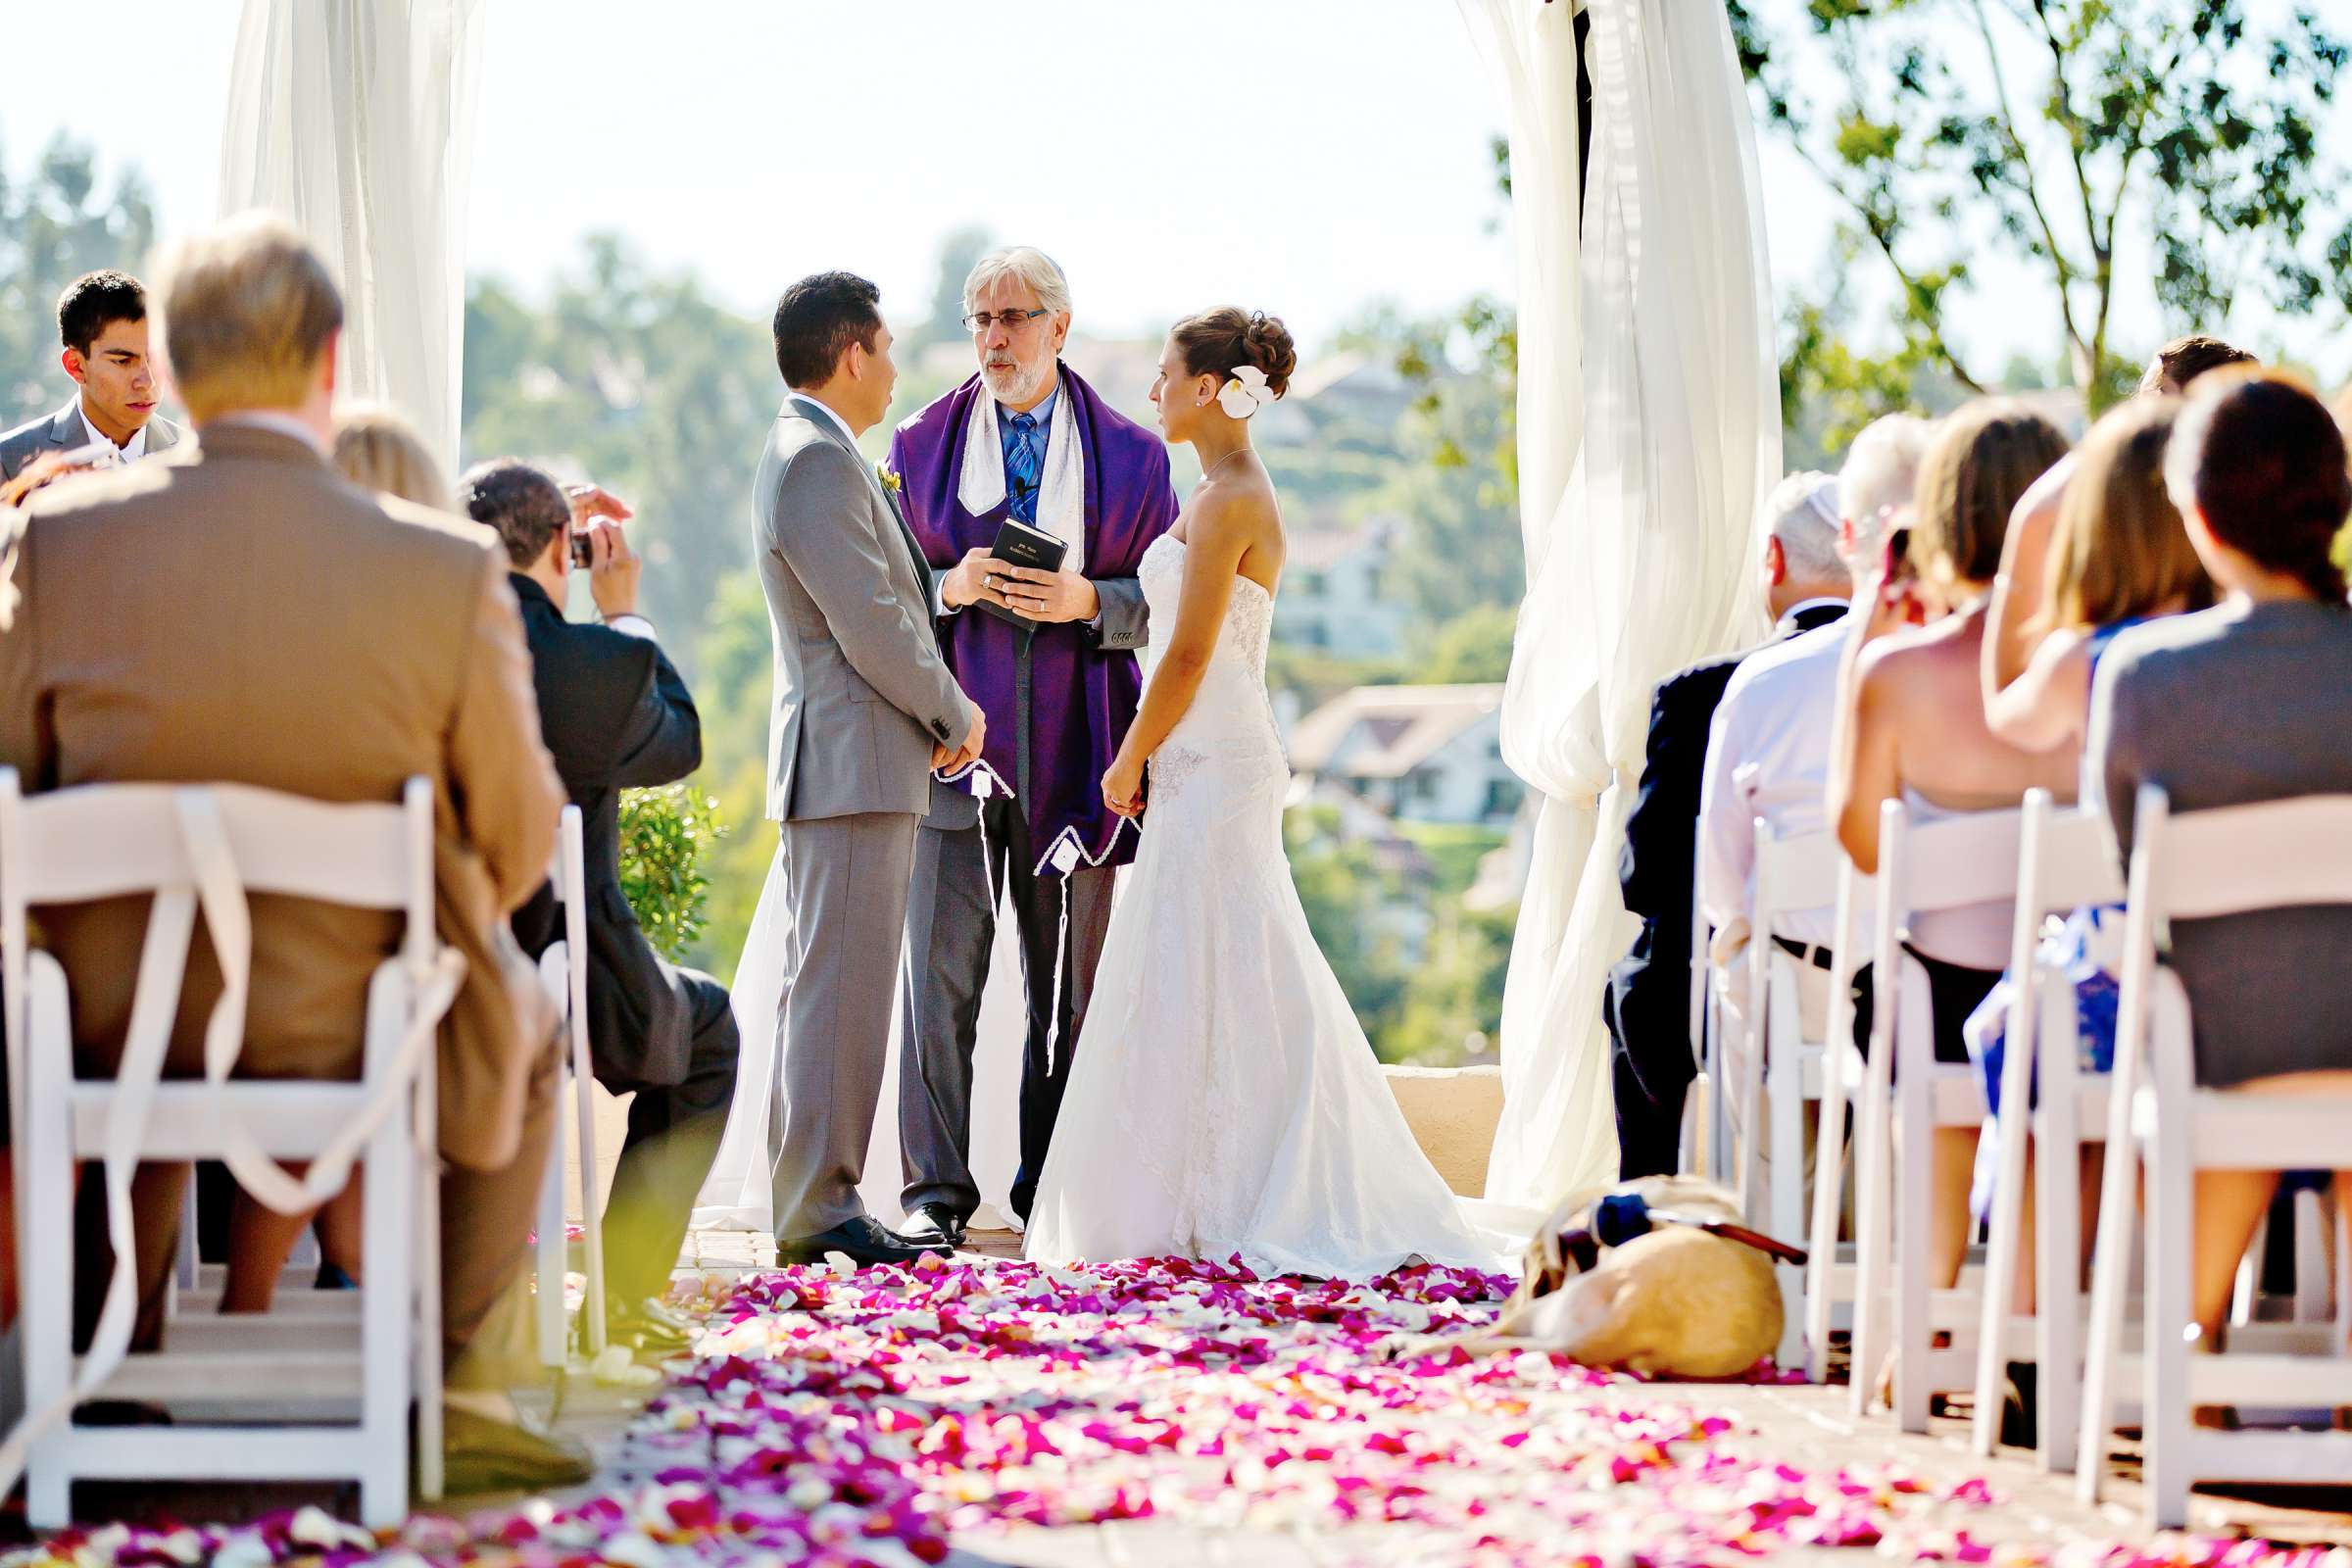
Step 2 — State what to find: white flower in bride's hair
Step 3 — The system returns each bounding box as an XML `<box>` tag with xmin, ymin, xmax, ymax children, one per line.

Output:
<box><xmin>1216</xmin><ymin>364</ymin><xmax>1276</xmax><ymax>419</ymax></box>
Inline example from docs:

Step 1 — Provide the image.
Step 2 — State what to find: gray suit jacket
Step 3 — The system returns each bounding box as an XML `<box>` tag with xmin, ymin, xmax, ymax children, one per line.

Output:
<box><xmin>0</xmin><ymin>400</ymin><xmax>183</xmax><ymax>483</ymax></box>
<box><xmin>754</xmin><ymin>395</ymin><xmax>972</xmax><ymax>823</ymax></box>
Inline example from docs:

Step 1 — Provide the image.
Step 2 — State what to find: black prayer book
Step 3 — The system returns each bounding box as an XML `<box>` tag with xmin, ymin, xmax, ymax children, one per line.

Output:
<box><xmin>978</xmin><ymin>515</ymin><xmax>1069</xmax><ymax>630</ymax></box>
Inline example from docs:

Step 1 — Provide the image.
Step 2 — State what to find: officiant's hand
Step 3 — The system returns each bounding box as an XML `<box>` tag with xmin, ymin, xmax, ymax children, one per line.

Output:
<box><xmin>998</xmin><ymin>564</ymin><xmax>1100</xmax><ymax>624</ymax></box>
<box><xmin>939</xmin><ymin>548</ymin><xmax>1006</xmax><ymax>612</ymax></box>
<box><xmin>1102</xmin><ymin>748</ymin><xmax>1146</xmax><ymax>819</ymax></box>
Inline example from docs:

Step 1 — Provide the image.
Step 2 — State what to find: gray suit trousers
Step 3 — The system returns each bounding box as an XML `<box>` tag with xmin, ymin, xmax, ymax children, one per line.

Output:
<box><xmin>766</xmin><ymin>810</ymin><xmax>920</xmax><ymax>1238</ymax></box>
<box><xmin>898</xmin><ymin>793</ymin><xmax>1116</xmax><ymax>1221</ymax></box>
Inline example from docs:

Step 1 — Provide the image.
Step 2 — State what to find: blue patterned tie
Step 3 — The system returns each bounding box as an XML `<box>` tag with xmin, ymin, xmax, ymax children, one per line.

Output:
<box><xmin>1005</xmin><ymin>412</ymin><xmax>1043</xmax><ymax>524</ymax></box>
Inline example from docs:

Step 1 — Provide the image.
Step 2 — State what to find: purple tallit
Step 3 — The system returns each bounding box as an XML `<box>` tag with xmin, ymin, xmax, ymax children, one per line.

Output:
<box><xmin>885</xmin><ymin>364</ymin><xmax>1177</xmax><ymax>874</ymax></box>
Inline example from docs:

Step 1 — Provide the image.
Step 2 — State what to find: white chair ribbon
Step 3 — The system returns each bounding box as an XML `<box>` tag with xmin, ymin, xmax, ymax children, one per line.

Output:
<box><xmin>178</xmin><ymin>789</ymin><xmax>465</xmax><ymax>1211</ymax></box>
<box><xmin>0</xmin><ymin>787</ymin><xmax>466</xmax><ymax>1499</ymax></box>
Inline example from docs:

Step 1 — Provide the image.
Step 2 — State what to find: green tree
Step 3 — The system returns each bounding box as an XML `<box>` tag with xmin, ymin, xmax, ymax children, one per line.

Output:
<box><xmin>1284</xmin><ymin>806</ymin><xmax>1412</xmax><ymax>1054</ymax></box>
<box><xmin>682</xmin><ymin>568</ymin><xmax>782</xmax><ymax>976</ymax></box>
<box><xmin>1382</xmin><ymin>904</ymin><xmax>1517</xmax><ymax>1066</ymax></box>
<box><xmin>911</xmin><ymin>223</ymin><xmax>997</xmax><ymax>351</ymax></box>
<box><xmin>1341</xmin><ymin>300</ymin><xmax>1525</xmax><ymax>629</ymax></box>
<box><xmin>1733</xmin><ymin>0</ymin><xmax>2352</xmax><ymax>413</ymax></box>
<box><xmin>0</xmin><ymin>128</ymin><xmax>158</xmax><ymax>427</ymax></box>
<box><xmin>1410</xmin><ymin>603</ymin><xmax>1520</xmax><ymax>686</ymax></box>
<box><xmin>461</xmin><ymin>236</ymin><xmax>776</xmax><ymax>663</ymax></box>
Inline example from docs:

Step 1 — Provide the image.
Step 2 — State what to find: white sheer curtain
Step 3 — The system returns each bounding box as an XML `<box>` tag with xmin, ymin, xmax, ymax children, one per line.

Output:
<box><xmin>219</xmin><ymin>0</ymin><xmax>487</xmax><ymax>471</ymax></box>
<box><xmin>1460</xmin><ymin>0</ymin><xmax>1782</xmax><ymax>1209</ymax></box>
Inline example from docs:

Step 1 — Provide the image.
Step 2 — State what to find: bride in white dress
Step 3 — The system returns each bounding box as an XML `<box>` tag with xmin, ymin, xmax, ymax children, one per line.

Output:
<box><xmin>1025</xmin><ymin>309</ymin><xmax>1496</xmax><ymax>1278</ymax></box>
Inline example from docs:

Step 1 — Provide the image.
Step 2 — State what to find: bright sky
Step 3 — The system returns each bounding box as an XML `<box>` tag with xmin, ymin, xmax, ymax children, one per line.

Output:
<box><xmin>7</xmin><ymin>0</ymin><xmax>1535</xmax><ymax>350</ymax></box>
<box><xmin>6</xmin><ymin>1</ymin><xmax>2337</xmax><ymax>377</ymax></box>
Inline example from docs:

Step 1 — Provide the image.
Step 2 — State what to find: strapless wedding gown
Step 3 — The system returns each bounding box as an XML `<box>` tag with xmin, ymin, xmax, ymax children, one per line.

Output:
<box><xmin>1025</xmin><ymin>533</ymin><xmax>1496</xmax><ymax>1277</ymax></box>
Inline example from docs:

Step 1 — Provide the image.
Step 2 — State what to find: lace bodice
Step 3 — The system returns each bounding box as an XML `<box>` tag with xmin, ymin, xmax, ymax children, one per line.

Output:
<box><xmin>1138</xmin><ymin>533</ymin><xmax>1282</xmax><ymax>778</ymax></box>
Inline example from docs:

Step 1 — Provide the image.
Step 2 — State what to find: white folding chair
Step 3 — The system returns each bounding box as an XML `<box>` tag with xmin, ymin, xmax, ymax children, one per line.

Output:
<box><xmin>1970</xmin><ymin>791</ymin><xmax>2123</xmax><ymax>1469</ymax></box>
<box><xmin>1801</xmin><ymin>858</ymin><xmax>1872</xmax><ymax>1382</ymax></box>
<box><xmin>0</xmin><ymin>770</ymin><xmax>452</xmax><ymax>1527</ymax></box>
<box><xmin>1716</xmin><ymin>821</ymin><xmax>1846</xmax><ymax>1371</ymax></box>
<box><xmin>1848</xmin><ymin>801</ymin><xmax>2021</xmax><ymax>1431</ymax></box>
<box><xmin>1683</xmin><ymin>822</ymin><xmax>1714</xmax><ymax>1177</ymax></box>
<box><xmin>536</xmin><ymin>805</ymin><xmax>608</xmax><ymax>1365</ymax></box>
<box><xmin>2076</xmin><ymin>787</ymin><xmax>2352</xmax><ymax>1525</ymax></box>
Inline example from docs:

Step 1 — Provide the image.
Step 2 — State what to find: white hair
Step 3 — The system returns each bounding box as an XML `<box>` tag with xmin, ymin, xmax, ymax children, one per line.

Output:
<box><xmin>1837</xmin><ymin>413</ymin><xmax>1936</xmax><ymax>560</ymax></box>
<box><xmin>1761</xmin><ymin>470</ymin><xmax>1844</xmax><ymax>585</ymax></box>
<box><xmin>962</xmin><ymin>246</ymin><xmax>1071</xmax><ymax>318</ymax></box>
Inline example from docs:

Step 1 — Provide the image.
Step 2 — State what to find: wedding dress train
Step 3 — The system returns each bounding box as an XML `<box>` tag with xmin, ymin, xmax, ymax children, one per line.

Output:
<box><xmin>1026</xmin><ymin>533</ymin><xmax>1498</xmax><ymax>1277</ymax></box>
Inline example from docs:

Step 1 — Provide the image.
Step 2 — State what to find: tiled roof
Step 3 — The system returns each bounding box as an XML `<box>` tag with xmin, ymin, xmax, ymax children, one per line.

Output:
<box><xmin>1288</xmin><ymin>684</ymin><xmax>1504</xmax><ymax>778</ymax></box>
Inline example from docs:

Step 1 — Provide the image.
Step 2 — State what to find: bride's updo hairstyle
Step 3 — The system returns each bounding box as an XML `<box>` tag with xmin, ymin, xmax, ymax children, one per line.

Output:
<box><xmin>1171</xmin><ymin>307</ymin><xmax>1298</xmax><ymax>401</ymax></box>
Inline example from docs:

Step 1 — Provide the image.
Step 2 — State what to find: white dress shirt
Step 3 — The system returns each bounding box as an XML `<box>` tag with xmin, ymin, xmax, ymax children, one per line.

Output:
<box><xmin>1696</xmin><ymin>618</ymin><xmax>1850</xmax><ymax>948</ymax></box>
<box><xmin>797</xmin><ymin>393</ymin><xmax>859</xmax><ymax>450</ymax></box>
<box><xmin>78</xmin><ymin>398</ymin><xmax>148</xmax><ymax>465</ymax></box>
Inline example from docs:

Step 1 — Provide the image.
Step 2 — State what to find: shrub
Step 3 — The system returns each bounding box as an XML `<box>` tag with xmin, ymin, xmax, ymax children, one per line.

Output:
<box><xmin>618</xmin><ymin>784</ymin><xmax>727</xmax><ymax>961</ymax></box>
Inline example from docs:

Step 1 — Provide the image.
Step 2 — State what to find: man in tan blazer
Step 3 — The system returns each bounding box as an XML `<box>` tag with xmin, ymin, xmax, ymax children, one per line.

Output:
<box><xmin>0</xmin><ymin>216</ymin><xmax>577</xmax><ymax>1491</ymax></box>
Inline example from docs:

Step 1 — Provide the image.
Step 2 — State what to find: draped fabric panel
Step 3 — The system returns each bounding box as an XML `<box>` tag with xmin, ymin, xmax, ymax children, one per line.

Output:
<box><xmin>220</xmin><ymin>0</ymin><xmax>487</xmax><ymax>470</ymax></box>
<box><xmin>1459</xmin><ymin>0</ymin><xmax>1783</xmax><ymax>1208</ymax></box>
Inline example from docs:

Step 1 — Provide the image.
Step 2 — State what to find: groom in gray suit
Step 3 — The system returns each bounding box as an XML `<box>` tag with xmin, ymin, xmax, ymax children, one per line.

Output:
<box><xmin>754</xmin><ymin>272</ymin><xmax>986</xmax><ymax>1267</ymax></box>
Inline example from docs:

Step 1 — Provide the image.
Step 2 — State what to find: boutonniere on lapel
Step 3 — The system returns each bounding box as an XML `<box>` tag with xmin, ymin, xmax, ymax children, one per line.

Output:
<box><xmin>875</xmin><ymin>462</ymin><xmax>904</xmax><ymax>496</ymax></box>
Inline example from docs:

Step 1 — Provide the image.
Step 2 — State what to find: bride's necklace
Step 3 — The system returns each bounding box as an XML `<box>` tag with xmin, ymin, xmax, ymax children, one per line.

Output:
<box><xmin>1200</xmin><ymin>447</ymin><xmax>1253</xmax><ymax>484</ymax></box>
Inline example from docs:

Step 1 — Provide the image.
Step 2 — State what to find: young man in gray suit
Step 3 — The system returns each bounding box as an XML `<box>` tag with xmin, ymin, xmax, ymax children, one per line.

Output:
<box><xmin>0</xmin><ymin>270</ymin><xmax>182</xmax><ymax>492</ymax></box>
<box><xmin>753</xmin><ymin>272</ymin><xmax>985</xmax><ymax>1268</ymax></box>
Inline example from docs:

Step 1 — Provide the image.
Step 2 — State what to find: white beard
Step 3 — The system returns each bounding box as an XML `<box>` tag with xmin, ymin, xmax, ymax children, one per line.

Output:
<box><xmin>982</xmin><ymin>357</ymin><xmax>1050</xmax><ymax>406</ymax></box>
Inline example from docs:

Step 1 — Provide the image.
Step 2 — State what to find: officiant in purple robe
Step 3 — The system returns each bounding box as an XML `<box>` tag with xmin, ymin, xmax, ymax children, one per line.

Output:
<box><xmin>883</xmin><ymin>247</ymin><xmax>1178</xmax><ymax>1240</ymax></box>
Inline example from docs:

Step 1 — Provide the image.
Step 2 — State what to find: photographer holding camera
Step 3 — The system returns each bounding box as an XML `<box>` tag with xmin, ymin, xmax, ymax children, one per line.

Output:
<box><xmin>462</xmin><ymin>458</ymin><xmax>738</xmax><ymax>1354</ymax></box>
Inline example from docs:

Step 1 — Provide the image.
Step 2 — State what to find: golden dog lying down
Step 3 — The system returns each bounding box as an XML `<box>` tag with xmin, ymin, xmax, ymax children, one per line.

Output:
<box><xmin>1446</xmin><ymin>1175</ymin><xmax>1788</xmax><ymax>1379</ymax></box>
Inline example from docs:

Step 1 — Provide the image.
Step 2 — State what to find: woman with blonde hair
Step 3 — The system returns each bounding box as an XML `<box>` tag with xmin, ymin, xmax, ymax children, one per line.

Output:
<box><xmin>331</xmin><ymin>406</ymin><xmax>450</xmax><ymax>511</ymax></box>
<box><xmin>1984</xmin><ymin>399</ymin><xmax>2211</xmax><ymax>754</ymax></box>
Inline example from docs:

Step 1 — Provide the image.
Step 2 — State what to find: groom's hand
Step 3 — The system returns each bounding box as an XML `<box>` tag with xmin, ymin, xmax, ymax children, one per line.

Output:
<box><xmin>940</xmin><ymin>702</ymin><xmax>988</xmax><ymax>774</ymax></box>
<box><xmin>998</xmin><ymin>564</ymin><xmax>1100</xmax><ymax>624</ymax></box>
<box><xmin>939</xmin><ymin>548</ymin><xmax>1004</xmax><ymax>612</ymax></box>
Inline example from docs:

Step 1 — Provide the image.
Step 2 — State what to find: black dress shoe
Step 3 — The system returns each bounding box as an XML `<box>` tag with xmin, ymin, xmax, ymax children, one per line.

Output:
<box><xmin>775</xmin><ymin>1214</ymin><xmax>950</xmax><ymax>1268</ymax></box>
<box><xmin>438</xmin><ymin>1404</ymin><xmax>593</xmax><ymax>1494</ymax></box>
<box><xmin>1999</xmin><ymin>1360</ymin><xmax>2040</xmax><ymax>1450</ymax></box>
<box><xmin>898</xmin><ymin>1202</ymin><xmax>966</xmax><ymax>1250</ymax></box>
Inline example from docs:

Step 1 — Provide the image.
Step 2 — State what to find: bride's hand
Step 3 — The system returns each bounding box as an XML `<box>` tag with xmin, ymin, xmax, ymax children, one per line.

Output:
<box><xmin>1102</xmin><ymin>751</ymin><xmax>1147</xmax><ymax>819</ymax></box>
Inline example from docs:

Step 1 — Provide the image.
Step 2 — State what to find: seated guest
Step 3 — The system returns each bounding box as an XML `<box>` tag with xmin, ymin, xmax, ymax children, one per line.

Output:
<box><xmin>1609</xmin><ymin>470</ymin><xmax>1850</xmax><ymax>1178</ymax></box>
<box><xmin>280</xmin><ymin>409</ymin><xmax>460</xmax><ymax>1288</ymax></box>
<box><xmin>0</xmin><ymin>270</ymin><xmax>183</xmax><ymax>500</ymax></box>
<box><xmin>1983</xmin><ymin>334</ymin><xmax>2255</xmax><ymax>701</ymax></box>
<box><xmin>466</xmin><ymin>458</ymin><xmax>740</xmax><ymax>1354</ymax></box>
<box><xmin>1830</xmin><ymin>400</ymin><xmax>2072</xmax><ymax>1305</ymax></box>
<box><xmin>1697</xmin><ymin>414</ymin><xmax>1936</xmax><ymax>1029</ymax></box>
<box><xmin>1958</xmin><ymin>400</ymin><xmax>2210</xmax><ymax>1319</ymax></box>
<box><xmin>1984</xmin><ymin>400</ymin><xmax>2213</xmax><ymax>755</ymax></box>
<box><xmin>334</xmin><ymin>405</ymin><xmax>453</xmax><ymax>510</ymax></box>
<box><xmin>2088</xmin><ymin>368</ymin><xmax>2352</xmax><ymax>1344</ymax></box>
<box><xmin>0</xmin><ymin>216</ymin><xmax>580</xmax><ymax>1489</ymax></box>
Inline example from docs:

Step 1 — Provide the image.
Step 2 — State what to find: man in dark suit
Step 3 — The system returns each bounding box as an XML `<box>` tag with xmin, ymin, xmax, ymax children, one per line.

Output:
<box><xmin>1609</xmin><ymin>472</ymin><xmax>1850</xmax><ymax>1178</ymax></box>
<box><xmin>0</xmin><ymin>270</ymin><xmax>183</xmax><ymax>492</ymax></box>
<box><xmin>466</xmin><ymin>458</ymin><xmax>739</xmax><ymax>1353</ymax></box>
